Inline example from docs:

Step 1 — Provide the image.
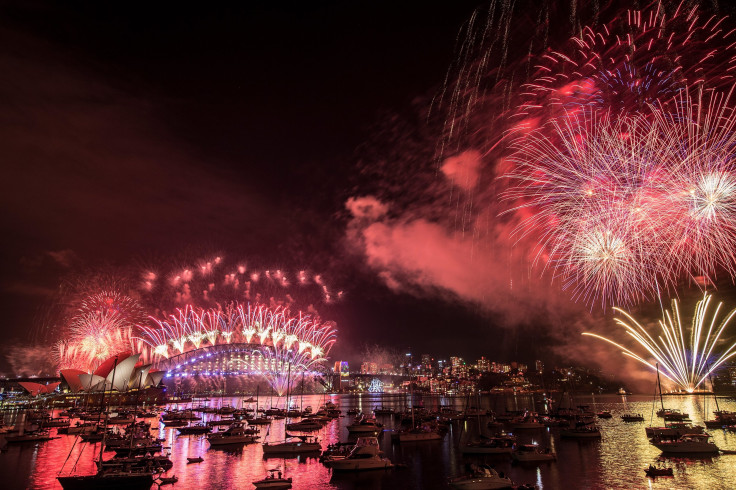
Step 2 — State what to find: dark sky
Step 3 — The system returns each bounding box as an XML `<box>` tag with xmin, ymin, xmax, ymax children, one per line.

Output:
<box><xmin>1</xmin><ymin>1</ymin><xmax>523</xmax><ymax>366</ymax></box>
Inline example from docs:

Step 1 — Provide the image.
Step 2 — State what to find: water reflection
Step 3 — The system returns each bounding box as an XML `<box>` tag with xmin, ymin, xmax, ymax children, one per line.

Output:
<box><xmin>1</xmin><ymin>393</ymin><xmax>736</xmax><ymax>489</ymax></box>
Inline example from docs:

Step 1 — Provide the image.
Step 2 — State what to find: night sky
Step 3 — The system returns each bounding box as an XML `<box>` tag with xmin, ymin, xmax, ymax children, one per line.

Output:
<box><xmin>1</xmin><ymin>1</ymin><xmax>508</xmax><ymax>368</ymax></box>
<box><xmin>4</xmin><ymin>1</ymin><xmax>735</xmax><ymax>376</ymax></box>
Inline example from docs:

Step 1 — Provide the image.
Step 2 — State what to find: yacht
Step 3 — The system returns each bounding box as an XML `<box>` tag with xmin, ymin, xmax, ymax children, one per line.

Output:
<box><xmin>5</xmin><ymin>430</ymin><xmax>54</xmax><ymax>443</ymax></box>
<box><xmin>346</xmin><ymin>416</ymin><xmax>383</xmax><ymax>435</ymax></box>
<box><xmin>58</xmin><ymin>466</ymin><xmax>156</xmax><ymax>489</ymax></box>
<box><xmin>253</xmin><ymin>469</ymin><xmax>292</xmax><ymax>489</ymax></box>
<box><xmin>373</xmin><ymin>406</ymin><xmax>394</xmax><ymax>416</ymax></box>
<box><xmin>395</xmin><ymin>425</ymin><xmax>442</xmax><ymax>443</ymax></box>
<box><xmin>651</xmin><ymin>433</ymin><xmax>719</xmax><ymax>454</ymax></box>
<box><xmin>512</xmin><ymin>444</ymin><xmax>556</xmax><ymax>463</ymax></box>
<box><xmin>645</xmin><ymin>422</ymin><xmax>703</xmax><ymax>439</ymax></box>
<box><xmin>448</xmin><ymin>464</ymin><xmax>513</xmax><ymax>489</ymax></box>
<box><xmin>509</xmin><ymin>412</ymin><xmax>545</xmax><ymax>430</ymax></box>
<box><xmin>262</xmin><ymin>435</ymin><xmax>321</xmax><ymax>454</ymax></box>
<box><xmin>177</xmin><ymin>424</ymin><xmax>212</xmax><ymax>435</ymax></box>
<box><xmin>285</xmin><ymin>420</ymin><xmax>322</xmax><ymax>431</ymax></box>
<box><xmin>560</xmin><ymin>421</ymin><xmax>602</xmax><ymax>438</ymax></box>
<box><xmin>207</xmin><ymin>422</ymin><xmax>259</xmax><ymax>447</ymax></box>
<box><xmin>323</xmin><ymin>437</ymin><xmax>393</xmax><ymax>471</ymax></box>
<box><xmin>621</xmin><ymin>413</ymin><xmax>645</xmax><ymax>422</ymax></box>
<box><xmin>460</xmin><ymin>435</ymin><xmax>515</xmax><ymax>454</ymax></box>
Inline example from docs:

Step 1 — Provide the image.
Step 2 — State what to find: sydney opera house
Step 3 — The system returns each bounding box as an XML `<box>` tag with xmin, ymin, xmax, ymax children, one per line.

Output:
<box><xmin>58</xmin><ymin>352</ymin><xmax>165</xmax><ymax>401</ymax></box>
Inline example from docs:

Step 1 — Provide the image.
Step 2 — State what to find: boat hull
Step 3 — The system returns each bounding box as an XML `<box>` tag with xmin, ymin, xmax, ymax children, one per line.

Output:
<box><xmin>57</xmin><ymin>474</ymin><xmax>154</xmax><ymax>489</ymax></box>
<box><xmin>327</xmin><ymin>459</ymin><xmax>392</xmax><ymax>471</ymax></box>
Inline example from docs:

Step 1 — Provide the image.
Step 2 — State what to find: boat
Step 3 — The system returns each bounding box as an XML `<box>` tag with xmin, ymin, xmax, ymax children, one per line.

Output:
<box><xmin>207</xmin><ymin>422</ymin><xmax>259</xmax><ymax>446</ymax></box>
<box><xmin>112</xmin><ymin>442</ymin><xmax>163</xmax><ymax>457</ymax></box>
<box><xmin>373</xmin><ymin>406</ymin><xmax>394</xmax><ymax>416</ymax></box>
<box><xmin>509</xmin><ymin>412</ymin><xmax>545</xmax><ymax>430</ymax></box>
<box><xmin>394</xmin><ymin>425</ymin><xmax>443</xmax><ymax>443</ymax></box>
<box><xmin>104</xmin><ymin>454</ymin><xmax>173</xmax><ymax>472</ymax></box>
<box><xmin>346</xmin><ymin>408</ymin><xmax>360</xmax><ymax>415</ymax></box>
<box><xmin>448</xmin><ymin>464</ymin><xmax>513</xmax><ymax>489</ymax></box>
<box><xmin>284</xmin><ymin>420</ymin><xmax>322</xmax><ymax>431</ymax></box>
<box><xmin>177</xmin><ymin>424</ymin><xmax>212</xmax><ymax>435</ymax></box>
<box><xmin>560</xmin><ymin>420</ymin><xmax>602</xmax><ymax>439</ymax></box>
<box><xmin>158</xmin><ymin>475</ymin><xmax>178</xmax><ymax>485</ymax></box>
<box><xmin>512</xmin><ymin>444</ymin><xmax>556</xmax><ymax>463</ymax></box>
<box><xmin>644</xmin><ymin>464</ymin><xmax>674</xmax><ymax>477</ymax></box>
<box><xmin>5</xmin><ymin>430</ymin><xmax>54</xmax><ymax>443</ymax></box>
<box><xmin>262</xmin><ymin>435</ymin><xmax>321</xmax><ymax>454</ymax></box>
<box><xmin>346</xmin><ymin>416</ymin><xmax>383</xmax><ymax>435</ymax></box>
<box><xmin>323</xmin><ymin>437</ymin><xmax>393</xmax><ymax>471</ymax></box>
<box><xmin>660</xmin><ymin>409</ymin><xmax>690</xmax><ymax>421</ymax></box>
<box><xmin>57</xmin><ymin>467</ymin><xmax>156</xmax><ymax>489</ymax></box>
<box><xmin>253</xmin><ymin>469</ymin><xmax>292</xmax><ymax>489</ymax></box>
<box><xmin>62</xmin><ymin>422</ymin><xmax>99</xmax><ymax>435</ymax></box>
<box><xmin>645</xmin><ymin>422</ymin><xmax>704</xmax><ymax>439</ymax></box>
<box><xmin>187</xmin><ymin>456</ymin><xmax>204</xmax><ymax>463</ymax></box>
<box><xmin>621</xmin><ymin>414</ymin><xmax>645</xmax><ymax>422</ymax></box>
<box><xmin>651</xmin><ymin>433</ymin><xmax>720</xmax><ymax>453</ymax></box>
<box><xmin>596</xmin><ymin>411</ymin><xmax>612</xmax><ymax>419</ymax></box>
<box><xmin>460</xmin><ymin>435</ymin><xmax>515</xmax><ymax>454</ymax></box>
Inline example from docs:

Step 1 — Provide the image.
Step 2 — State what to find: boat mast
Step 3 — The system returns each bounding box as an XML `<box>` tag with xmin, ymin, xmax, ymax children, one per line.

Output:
<box><xmin>410</xmin><ymin>382</ymin><xmax>415</xmax><ymax>428</ymax></box>
<box><xmin>656</xmin><ymin>363</ymin><xmax>665</xmax><ymax>411</ymax></box>
<box><xmin>706</xmin><ymin>362</ymin><xmax>720</xmax><ymax>414</ymax></box>
<box><xmin>98</xmin><ymin>356</ymin><xmax>119</xmax><ymax>471</ymax></box>
<box><xmin>285</xmin><ymin>363</ymin><xmax>291</xmax><ymax>422</ymax></box>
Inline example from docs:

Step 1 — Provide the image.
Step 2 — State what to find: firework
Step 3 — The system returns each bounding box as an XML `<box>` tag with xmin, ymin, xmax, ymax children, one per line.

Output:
<box><xmin>135</xmin><ymin>254</ymin><xmax>340</xmax><ymax>315</ymax></box>
<box><xmin>516</xmin><ymin>3</ymin><xmax>736</xmax><ymax>131</ymax></box>
<box><xmin>583</xmin><ymin>293</ymin><xmax>736</xmax><ymax>392</ymax></box>
<box><xmin>55</xmin><ymin>291</ymin><xmax>144</xmax><ymax>371</ymax></box>
<box><xmin>504</xmin><ymin>87</ymin><xmax>736</xmax><ymax>305</ymax></box>
<box><xmin>137</xmin><ymin>302</ymin><xmax>337</xmax><ymax>395</ymax></box>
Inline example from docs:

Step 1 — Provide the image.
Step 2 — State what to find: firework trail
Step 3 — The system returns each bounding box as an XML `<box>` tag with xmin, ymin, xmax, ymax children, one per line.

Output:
<box><xmin>515</xmin><ymin>3</ymin><xmax>736</xmax><ymax>131</ymax></box>
<box><xmin>583</xmin><ymin>293</ymin><xmax>736</xmax><ymax>392</ymax></box>
<box><xmin>137</xmin><ymin>302</ymin><xmax>337</xmax><ymax>395</ymax></box>
<box><xmin>136</xmin><ymin>254</ymin><xmax>341</xmax><ymax>316</ymax></box>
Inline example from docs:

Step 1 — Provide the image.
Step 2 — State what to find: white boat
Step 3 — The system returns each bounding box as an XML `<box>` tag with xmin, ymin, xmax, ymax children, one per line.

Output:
<box><xmin>512</xmin><ymin>444</ymin><xmax>556</xmax><ymax>463</ymax></box>
<box><xmin>645</xmin><ymin>423</ymin><xmax>704</xmax><ymax>438</ymax></box>
<box><xmin>346</xmin><ymin>417</ymin><xmax>383</xmax><ymax>434</ymax></box>
<box><xmin>449</xmin><ymin>464</ymin><xmax>513</xmax><ymax>489</ymax></box>
<box><xmin>651</xmin><ymin>433</ymin><xmax>720</xmax><ymax>454</ymax></box>
<box><xmin>323</xmin><ymin>437</ymin><xmax>392</xmax><ymax>471</ymax></box>
<box><xmin>253</xmin><ymin>469</ymin><xmax>292</xmax><ymax>489</ymax></box>
<box><xmin>262</xmin><ymin>435</ymin><xmax>321</xmax><ymax>454</ymax></box>
<box><xmin>207</xmin><ymin>422</ymin><xmax>259</xmax><ymax>446</ymax></box>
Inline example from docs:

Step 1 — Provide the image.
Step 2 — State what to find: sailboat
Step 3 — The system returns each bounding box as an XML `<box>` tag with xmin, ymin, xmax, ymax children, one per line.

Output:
<box><xmin>394</xmin><ymin>383</ymin><xmax>442</xmax><ymax>442</ymax></box>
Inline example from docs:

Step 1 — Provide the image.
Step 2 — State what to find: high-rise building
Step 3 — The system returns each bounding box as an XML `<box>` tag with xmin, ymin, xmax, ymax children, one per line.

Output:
<box><xmin>476</xmin><ymin>357</ymin><xmax>490</xmax><ymax>373</ymax></box>
<box><xmin>450</xmin><ymin>356</ymin><xmax>467</xmax><ymax>378</ymax></box>
<box><xmin>421</xmin><ymin>354</ymin><xmax>432</xmax><ymax>372</ymax></box>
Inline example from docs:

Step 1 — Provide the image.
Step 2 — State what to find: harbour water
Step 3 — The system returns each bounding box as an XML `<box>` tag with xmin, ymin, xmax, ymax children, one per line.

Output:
<box><xmin>2</xmin><ymin>393</ymin><xmax>736</xmax><ymax>489</ymax></box>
